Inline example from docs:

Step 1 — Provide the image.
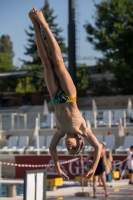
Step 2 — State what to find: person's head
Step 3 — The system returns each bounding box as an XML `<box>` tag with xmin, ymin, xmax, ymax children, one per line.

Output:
<box><xmin>130</xmin><ymin>145</ymin><xmax>133</xmax><ymax>152</ymax></box>
<box><xmin>65</xmin><ymin>133</ymin><xmax>83</xmax><ymax>155</ymax></box>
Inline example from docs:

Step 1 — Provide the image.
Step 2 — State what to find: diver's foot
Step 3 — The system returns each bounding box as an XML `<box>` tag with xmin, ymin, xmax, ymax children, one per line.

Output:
<box><xmin>29</xmin><ymin>8</ymin><xmax>40</xmax><ymax>28</ymax></box>
<box><xmin>31</xmin><ymin>8</ymin><xmax>47</xmax><ymax>27</ymax></box>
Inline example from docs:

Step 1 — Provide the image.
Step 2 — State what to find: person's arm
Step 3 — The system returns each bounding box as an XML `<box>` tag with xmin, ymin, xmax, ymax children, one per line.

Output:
<box><xmin>49</xmin><ymin>131</ymin><xmax>69</xmax><ymax>180</ymax></box>
<box><xmin>81</xmin><ymin>129</ymin><xmax>101</xmax><ymax>181</ymax></box>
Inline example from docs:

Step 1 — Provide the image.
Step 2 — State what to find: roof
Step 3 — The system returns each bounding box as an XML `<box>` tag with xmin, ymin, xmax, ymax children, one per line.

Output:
<box><xmin>0</xmin><ymin>70</ymin><xmax>32</xmax><ymax>78</ymax></box>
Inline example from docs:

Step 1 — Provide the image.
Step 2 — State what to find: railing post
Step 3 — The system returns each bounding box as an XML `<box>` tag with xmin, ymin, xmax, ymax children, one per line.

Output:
<box><xmin>108</xmin><ymin>110</ymin><xmax>111</xmax><ymax>128</ymax></box>
<box><xmin>17</xmin><ymin>114</ymin><xmax>19</xmax><ymax>129</ymax></box>
<box><xmin>24</xmin><ymin>114</ymin><xmax>27</xmax><ymax>130</ymax></box>
<box><xmin>123</xmin><ymin>110</ymin><xmax>126</xmax><ymax>128</ymax></box>
<box><xmin>38</xmin><ymin>113</ymin><xmax>40</xmax><ymax>129</ymax></box>
<box><xmin>11</xmin><ymin>113</ymin><xmax>14</xmax><ymax>130</ymax></box>
<box><xmin>51</xmin><ymin>113</ymin><xmax>54</xmax><ymax>129</ymax></box>
<box><xmin>93</xmin><ymin>111</ymin><xmax>97</xmax><ymax>128</ymax></box>
<box><xmin>35</xmin><ymin>118</ymin><xmax>40</xmax><ymax>155</ymax></box>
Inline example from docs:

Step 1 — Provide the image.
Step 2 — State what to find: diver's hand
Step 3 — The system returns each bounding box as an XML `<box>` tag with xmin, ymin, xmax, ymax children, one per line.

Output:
<box><xmin>81</xmin><ymin>168</ymin><xmax>94</xmax><ymax>183</ymax></box>
<box><xmin>58</xmin><ymin>169</ymin><xmax>69</xmax><ymax>180</ymax></box>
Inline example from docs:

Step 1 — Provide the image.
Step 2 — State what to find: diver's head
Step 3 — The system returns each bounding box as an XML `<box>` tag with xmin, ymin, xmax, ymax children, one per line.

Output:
<box><xmin>65</xmin><ymin>133</ymin><xmax>83</xmax><ymax>155</ymax></box>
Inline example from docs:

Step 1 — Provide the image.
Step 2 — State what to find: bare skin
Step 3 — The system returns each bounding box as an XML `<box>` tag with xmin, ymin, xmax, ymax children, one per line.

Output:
<box><xmin>86</xmin><ymin>147</ymin><xmax>110</xmax><ymax>197</ymax></box>
<box><xmin>29</xmin><ymin>8</ymin><xmax>101</xmax><ymax>181</ymax></box>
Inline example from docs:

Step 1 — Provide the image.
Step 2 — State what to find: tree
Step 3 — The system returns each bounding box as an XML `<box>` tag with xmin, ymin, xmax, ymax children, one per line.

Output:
<box><xmin>15</xmin><ymin>77</ymin><xmax>36</xmax><ymax>93</ymax></box>
<box><xmin>22</xmin><ymin>0</ymin><xmax>67</xmax><ymax>91</ymax></box>
<box><xmin>94</xmin><ymin>78</ymin><xmax>113</xmax><ymax>96</ymax></box>
<box><xmin>84</xmin><ymin>0</ymin><xmax>133</xmax><ymax>94</ymax></box>
<box><xmin>0</xmin><ymin>35</ymin><xmax>17</xmax><ymax>92</ymax></box>
<box><xmin>0</xmin><ymin>53</ymin><xmax>18</xmax><ymax>92</ymax></box>
<box><xmin>0</xmin><ymin>35</ymin><xmax>14</xmax><ymax>58</ymax></box>
<box><xmin>0</xmin><ymin>53</ymin><xmax>14</xmax><ymax>71</ymax></box>
<box><xmin>0</xmin><ymin>77</ymin><xmax>18</xmax><ymax>93</ymax></box>
<box><xmin>76</xmin><ymin>64</ymin><xmax>90</xmax><ymax>96</ymax></box>
<box><xmin>0</xmin><ymin>35</ymin><xmax>15</xmax><ymax>70</ymax></box>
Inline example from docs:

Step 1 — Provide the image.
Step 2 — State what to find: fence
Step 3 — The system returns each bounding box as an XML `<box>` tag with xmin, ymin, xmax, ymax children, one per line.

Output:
<box><xmin>0</xmin><ymin>109</ymin><xmax>132</xmax><ymax>131</ymax></box>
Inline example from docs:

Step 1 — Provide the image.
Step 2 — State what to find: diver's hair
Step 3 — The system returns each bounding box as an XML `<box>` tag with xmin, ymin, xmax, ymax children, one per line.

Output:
<box><xmin>75</xmin><ymin>140</ymin><xmax>83</xmax><ymax>155</ymax></box>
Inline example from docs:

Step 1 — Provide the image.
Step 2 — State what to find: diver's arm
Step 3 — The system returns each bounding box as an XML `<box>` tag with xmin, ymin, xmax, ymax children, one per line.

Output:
<box><xmin>82</xmin><ymin>129</ymin><xmax>101</xmax><ymax>174</ymax></box>
<box><xmin>49</xmin><ymin>131</ymin><xmax>69</xmax><ymax>180</ymax></box>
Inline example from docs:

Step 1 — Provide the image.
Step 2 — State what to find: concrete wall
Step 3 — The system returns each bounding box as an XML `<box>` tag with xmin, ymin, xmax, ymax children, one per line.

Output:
<box><xmin>77</xmin><ymin>95</ymin><xmax>133</xmax><ymax>109</ymax></box>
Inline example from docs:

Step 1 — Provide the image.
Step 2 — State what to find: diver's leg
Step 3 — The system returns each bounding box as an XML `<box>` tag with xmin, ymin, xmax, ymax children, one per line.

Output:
<box><xmin>29</xmin><ymin>10</ymin><xmax>59</xmax><ymax>99</ymax></box>
<box><xmin>31</xmin><ymin>8</ymin><xmax>76</xmax><ymax>97</ymax></box>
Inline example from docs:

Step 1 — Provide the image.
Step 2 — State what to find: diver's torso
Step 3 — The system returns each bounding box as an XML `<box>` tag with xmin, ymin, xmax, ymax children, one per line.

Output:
<box><xmin>54</xmin><ymin>103</ymin><xmax>86</xmax><ymax>135</ymax></box>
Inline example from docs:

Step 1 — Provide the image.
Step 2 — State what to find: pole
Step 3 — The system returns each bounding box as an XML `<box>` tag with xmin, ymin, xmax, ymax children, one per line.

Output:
<box><xmin>38</xmin><ymin>113</ymin><xmax>40</xmax><ymax>130</ymax></box>
<box><xmin>68</xmin><ymin>0</ymin><xmax>76</xmax><ymax>86</ymax></box>
<box><xmin>17</xmin><ymin>114</ymin><xmax>19</xmax><ymax>129</ymax></box>
<box><xmin>123</xmin><ymin>110</ymin><xmax>126</xmax><ymax>128</ymax></box>
<box><xmin>108</xmin><ymin>110</ymin><xmax>111</xmax><ymax>128</ymax></box>
<box><xmin>51</xmin><ymin>113</ymin><xmax>54</xmax><ymax>129</ymax></box>
<box><xmin>35</xmin><ymin>118</ymin><xmax>40</xmax><ymax>155</ymax></box>
<box><xmin>11</xmin><ymin>113</ymin><xmax>14</xmax><ymax>130</ymax></box>
<box><xmin>93</xmin><ymin>111</ymin><xmax>97</xmax><ymax>128</ymax></box>
<box><xmin>80</xmin><ymin>155</ymin><xmax>84</xmax><ymax>193</ymax></box>
<box><xmin>24</xmin><ymin>114</ymin><xmax>27</xmax><ymax>130</ymax></box>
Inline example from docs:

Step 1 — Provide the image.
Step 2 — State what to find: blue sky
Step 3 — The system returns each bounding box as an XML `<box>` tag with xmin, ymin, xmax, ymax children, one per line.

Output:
<box><xmin>0</xmin><ymin>0</ymin><xmax>102</xmax><ymax>67</ymax></box>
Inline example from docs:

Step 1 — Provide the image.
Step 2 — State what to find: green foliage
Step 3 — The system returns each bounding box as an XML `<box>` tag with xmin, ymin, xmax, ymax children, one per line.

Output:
<box><xmin>76</xmin><ymin>64</ymin><xmax>89</xmax><ymax>96</ymax></box>
<box><xmin>0</xmin><ymin>34</ymin><xmax>15</xmax><ymax>71</ymax></box>
<box><xmin>15</xmin><ymin>77</ymin><xmax>36</xmax><ymax>93</ymax></box>
<box><xmin>22</xmin><ymin>0</ymin><xmax>68</xmax><ymax>91</ymax></box>
<box><xmin>94</xmin><ymin>78</ymin><xmax>113</xmax><ymax>96</ymax></box>
<box><xmin>0</xmin><ymin>35</ymin><xmax>17</xmax><ymax>92</ymax></box>
<box><xmin>0</xmin><ymin>53</ymin><xmax>15</xmax><ymax>71</ymax></box>
<box><xmin>0</xmin><ymin>77</ymin><xmax>18</xmax><ymax>92</ymax></box>
<box><xmin>0</xmin><ymin>35</ymin><xmax>14</xmax><ymax>58</ymax></box>
<box><xmin>29</xmin><ymin>64</ymin><xmax>47</xmax><ymax>92</ymax></box>
<box><xmin>84</xmin><ymin>0</ymin><xmax>133</xmax><ymax>94</ymax></box>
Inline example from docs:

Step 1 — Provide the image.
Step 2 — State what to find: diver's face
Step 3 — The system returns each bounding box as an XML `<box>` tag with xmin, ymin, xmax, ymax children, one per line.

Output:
<box><xmin>65</xmin><ymin>133</ymin><xmax>78</xmax><ymax>151</ymax></box>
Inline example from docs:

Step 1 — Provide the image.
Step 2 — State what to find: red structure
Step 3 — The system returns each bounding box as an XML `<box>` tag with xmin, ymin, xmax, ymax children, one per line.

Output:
<box><xmin>15</xmin><ymin>155</ymin><xmax>128</xmax><ymax>179</ymax></box>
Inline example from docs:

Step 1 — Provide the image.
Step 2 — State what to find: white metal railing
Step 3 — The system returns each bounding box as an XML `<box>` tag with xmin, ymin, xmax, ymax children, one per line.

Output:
<box><xmin>0</xmin><ymin>109</ymin><xmax>132</xmax><ymax>130</ymax></box>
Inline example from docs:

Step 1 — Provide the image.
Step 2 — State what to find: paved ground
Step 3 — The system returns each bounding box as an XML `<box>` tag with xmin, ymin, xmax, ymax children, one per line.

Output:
<box><xmin>54</xmin><ymin>185</ymin><xmax>133</xmax><ymax>200</ymax></box>
<box><xmin>1</xmin><ymin>179</ymin><xmax>133</xmax><ymax>200</ymax></box>
<box><xmin>47</xmin><ymin>181</ymin><xmax>133</xmax><ymax>200</ymax></box>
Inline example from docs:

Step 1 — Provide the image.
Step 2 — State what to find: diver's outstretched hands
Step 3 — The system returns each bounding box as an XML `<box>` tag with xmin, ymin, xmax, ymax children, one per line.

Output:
<box><xmin>81</xmin><ymin>168</ymin><xmax>94</xmax><ymax>183</ymax></box>
<box><xmin>58</xmin><ymin>169</ymin><xmax>69</xmax><ymax>180</ymax></box>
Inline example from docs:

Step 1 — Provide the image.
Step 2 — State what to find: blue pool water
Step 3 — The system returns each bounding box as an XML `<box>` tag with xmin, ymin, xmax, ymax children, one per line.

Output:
<box><xmin>0</xmin><ymin>184</ymin><xmax>24</xmax><ymax>197</ymax></box>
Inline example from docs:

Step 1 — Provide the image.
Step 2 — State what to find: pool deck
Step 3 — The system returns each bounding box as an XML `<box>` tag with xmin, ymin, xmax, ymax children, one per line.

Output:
<box><xmin>1</xmin><ymin>179</ymin><xmax>132</xmax><ymax>200</ymax></box>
